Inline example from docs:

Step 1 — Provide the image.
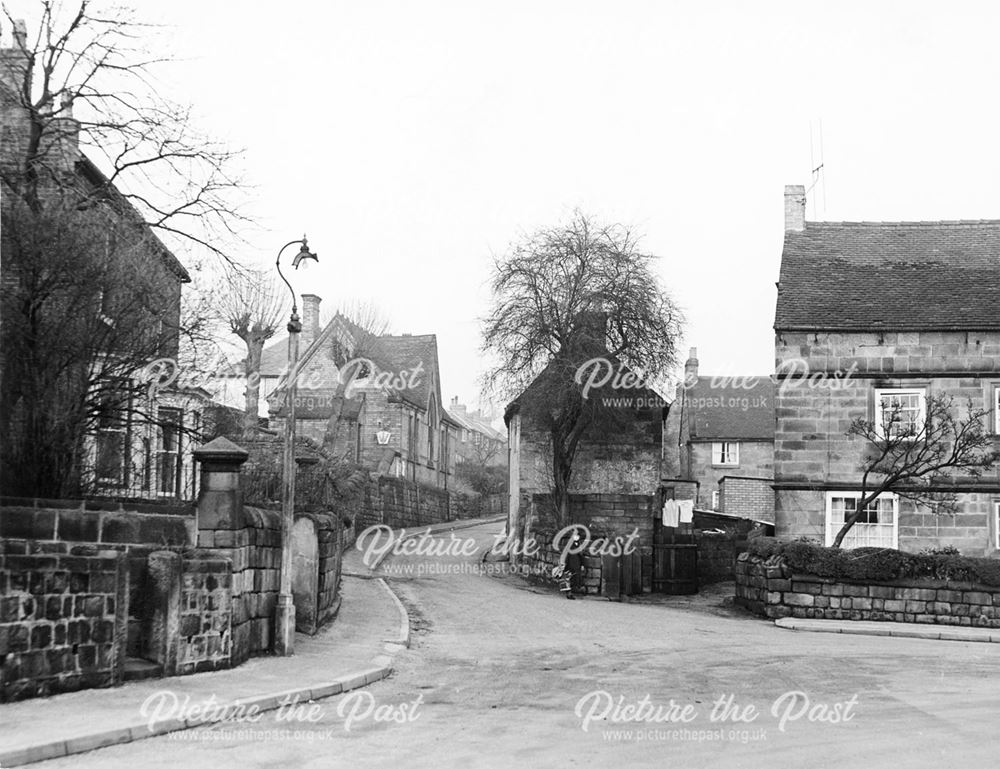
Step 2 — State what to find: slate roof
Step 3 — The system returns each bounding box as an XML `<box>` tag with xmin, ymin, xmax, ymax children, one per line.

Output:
<box><xmin>447</xmin><ymin>407</ymin><xmax>505</xmax><ymax>442</ymax></box>
<box><xmin>775</xmin><ymin>221</ymin><xmax>1000</xmax><ymax>331</ymax></box>
<box><xmin>262</xmin><ymin>317</ymin><xmax>442</xmax><ymax>413</ymax></box>
<box><xmin>682</xmin><ymin>376</ymin><xmax>774</xmax><ymax>441</ymax></box>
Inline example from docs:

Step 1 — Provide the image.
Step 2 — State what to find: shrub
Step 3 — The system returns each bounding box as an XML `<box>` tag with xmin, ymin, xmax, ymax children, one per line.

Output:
<box><xmin>746</xmin><ymin>537</ymin><xmax>1000</xmax><ymax>587</ymax></box>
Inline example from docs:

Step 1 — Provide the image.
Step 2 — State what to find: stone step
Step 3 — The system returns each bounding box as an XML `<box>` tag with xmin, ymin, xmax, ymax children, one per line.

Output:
<box><xmin>122</xmin><ymin>657</ymin><xmax>163</xmax><ymax>682</ymax></box>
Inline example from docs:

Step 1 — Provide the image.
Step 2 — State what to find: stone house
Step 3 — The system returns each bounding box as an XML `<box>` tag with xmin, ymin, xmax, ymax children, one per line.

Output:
<box><xmin>261</xmin><ymin>296</ymin><xmax>459</xmax><ymax>489</ymax></box>
<box><xmin>773</xmin><ymin>184</ymin><xmax>1000</xmax><ymax>554</ymax></box>
<box><xmin>505</xmin><ymin>345</ymin><xmax>667</xmax><ymax>540</ymax></box>
<box><xmin>447</xmin><ymin>397</ymin><xmax>506</xmax><ymax>468</ymax></box>
<box><xmin>0</xmin><ymin>23</ymin><xmax>205</xmax><ymax>501</ymax></box>
<box><xmin>662</xmin><ymin>347</ymin><xmax>775</xmax><ymax>521</ymax></box>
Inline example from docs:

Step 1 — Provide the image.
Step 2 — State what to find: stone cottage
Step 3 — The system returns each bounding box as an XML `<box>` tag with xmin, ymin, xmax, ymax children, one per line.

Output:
<box><xmin>773</xmin><ymin>184</ymin><xmax>1000</xmax><ymax>554</ymax></box>
<box><xmin>505</xmin><ymin>319</ymin><xmax>667</xmax><ymax>546</ymax></box>
<box><xmin>662</xmin><ymin>347</ymin><xmax>774</xmax><ymax>521</ymax></box>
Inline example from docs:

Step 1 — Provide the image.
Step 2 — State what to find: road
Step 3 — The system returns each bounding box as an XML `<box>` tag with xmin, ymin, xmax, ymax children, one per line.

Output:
<box><xmin>37</xmin><ymin>521</ymin><xmax>1000</xmax><ymax>768</ymax></box>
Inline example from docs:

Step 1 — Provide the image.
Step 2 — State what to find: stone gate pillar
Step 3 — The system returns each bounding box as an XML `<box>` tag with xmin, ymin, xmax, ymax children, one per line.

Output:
<box><xmin>192</xmin><ymin>437</ymin><xmax>249</xmax><ymax>539</ymax></box>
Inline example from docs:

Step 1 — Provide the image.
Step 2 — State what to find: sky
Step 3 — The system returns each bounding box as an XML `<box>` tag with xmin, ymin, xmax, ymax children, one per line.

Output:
<box><xmin>9</xmin><ymin>1</ymin><xmax>1000</xmax><ymax>417</ymax></box>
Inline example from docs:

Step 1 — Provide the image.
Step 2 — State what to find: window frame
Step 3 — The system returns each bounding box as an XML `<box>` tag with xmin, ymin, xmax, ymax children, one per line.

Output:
<box><xmin>874</xmin><ymin>387</ymin><xmax>926</xmax><ymax>441</ymax></box>
<box><xmin>995</xmin><ymin>501</ymin><xmax>1000</xmax><ymax>550</ymax></box>
<box><xmin>711</xmin><ymin>490</ymin><xmax>720</xmax><ymax>510</ymax></box>
<box><xmin>711</xmin><ymin>441</ymin><xmax>739</xmax><ymax>467</ymax></box>
<box><xmin>825</xmin><ymin>491</ymin><xmax>899</xmax><ymax>550</ymax></box>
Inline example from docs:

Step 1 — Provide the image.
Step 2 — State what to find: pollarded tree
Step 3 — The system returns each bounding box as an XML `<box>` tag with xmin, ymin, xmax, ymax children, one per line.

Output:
<box><xmin>832</xmin><ymin>394</ymin><xmax>1000</xmax><ymax>548</ymax></box>
<box><xmin>217</xmin><ymin>268</ymin><xmax>286</xmax><ymax>436</ymax></box>
<box><xmin>482</xmin><ymin>211</ymin><xmax>683</xmax><ymax>538</ymax></box>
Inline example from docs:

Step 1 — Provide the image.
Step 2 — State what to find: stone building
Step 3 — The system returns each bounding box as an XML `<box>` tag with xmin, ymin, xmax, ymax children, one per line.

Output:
<box><xmin>505</xmin><ymin>334</ymin><xmax>667</xmax><ymax>542</ymax></box>
<box><xmin>662</xmin><ymin>348</ymin><xmax>774</xmax><ymax>521</ymax></box>
<box><xmin>447</xmin><ymin>397</ymin><xmax>505</xmax><ymax>467</ymax></box>
<box><xmin>261</xmin><ymin>298</ymin><xmax>460</xmax><ymax>489</ymax></box>
<box><xmin>0</xmin><ymin>22</ymin><xmax>206</xmax><ymax>501</ymax></box>
<box><xmin>773</xmin><ymin>184</ymin><xmax>1000</xmax><ymax>554</ymax></box>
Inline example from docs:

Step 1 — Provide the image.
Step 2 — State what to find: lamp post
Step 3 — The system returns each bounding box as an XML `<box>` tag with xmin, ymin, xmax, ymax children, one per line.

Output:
<box><xmin>274</xmin><ymin>235</ymin><xmax>318</xmax><ymax>656</ymax></box>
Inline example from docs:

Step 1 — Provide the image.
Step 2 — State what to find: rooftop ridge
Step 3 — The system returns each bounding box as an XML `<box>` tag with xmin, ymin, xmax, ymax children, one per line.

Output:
<box><xmin>803</xmin><ymin>219</ymin><xmax>1000</xmax><ymax>228</ymax></box>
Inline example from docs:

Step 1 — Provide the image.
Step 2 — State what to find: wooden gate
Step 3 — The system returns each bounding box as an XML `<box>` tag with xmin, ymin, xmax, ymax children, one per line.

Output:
<box><xmin>653</xmin><ymin>487</ymin><xmax>699</xmax><ymax>594</ymax></box>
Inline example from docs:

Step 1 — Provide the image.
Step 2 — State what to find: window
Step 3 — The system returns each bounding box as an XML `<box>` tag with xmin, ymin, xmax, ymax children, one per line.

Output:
<box><xmin>826</xmin><ymin>492</ymin><xmax>898</xmax><ymax>549</ymax></box>
<box><xmin>711</xmin><ymin>490</ymin><xmax>720</xmax><ymax>510</ymax></box>
<box><xmin>994</xmin><ymin>387</ymin><xmax>1000</xmax><ymax>435</ymax></box>
<box><xmin>711</xmin><ymin>442</ymin><xmax>739</xmax><ymax>466</ymax></box>
<box><xmin>94</xmin><ymin>392</ymin><xmax>127</xmax><ymax>486</ymax></box>
<box><xmin>875</xmin><ymin>388</ymin><xmax>926</xmax><ymax>439</ymax></box>
<box><xmin>995</xmin><ymin>502</ymin><xmax>1000</xmax><ymax>550</ymax></box>
<box><xmin>157</xmin><ymin>408</ymin><xmax>182</xmax><ymax>496</ymax></box>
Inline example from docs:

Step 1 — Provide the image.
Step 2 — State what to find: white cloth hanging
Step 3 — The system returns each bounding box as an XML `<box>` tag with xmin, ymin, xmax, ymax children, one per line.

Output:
<box><xmin>662</xmin><ymin>499</ymin><xmax>680</xmax><ymax>527</ymax></box>
<box><xmin>678</xmin><ymin>499</ymin><xmax>694</xmax><ymax>524</ymax></box>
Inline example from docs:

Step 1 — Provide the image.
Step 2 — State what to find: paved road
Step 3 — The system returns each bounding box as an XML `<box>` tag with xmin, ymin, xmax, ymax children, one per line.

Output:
<box><xmin>38</xmin><ymin>522</ymin><xmax>1000</xmax><ymax>768</ymax></box>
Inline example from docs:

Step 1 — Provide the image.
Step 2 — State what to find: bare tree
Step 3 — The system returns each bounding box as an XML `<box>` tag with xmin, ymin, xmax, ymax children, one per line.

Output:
<box><xmin>482</xmin><ymin>211</ymin><xmax>683</xmax><ymax>537</ymax></box>
<box><xmin>218</xmin><ymin>268</ymin><xmax>286</xmax><ymax>435</ymax></box>
<box><xmin>0</xmin><ymin>2</ymin><xmax>248</xmax><ymax>259</ymax></box>
<box><xmin>832</xmin><ymin>394</ymin><xmax>1000</xmax><ymax>548</ymax></box>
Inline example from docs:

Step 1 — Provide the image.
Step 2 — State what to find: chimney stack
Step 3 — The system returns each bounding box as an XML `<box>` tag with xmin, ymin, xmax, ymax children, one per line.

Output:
<box><xmin>784</xmin><ymin>185</ymin><xmax>806</xmax><ymax>232</ymax></box>
<box><xmin>684</xmin><ymin>347</ymin><xmax>699</xmax><ymax>386</ymax></box>
<box><xmin>300</xmin><ymin>294</ymin><xmax>321</xmax><ymax>349</ymax></box>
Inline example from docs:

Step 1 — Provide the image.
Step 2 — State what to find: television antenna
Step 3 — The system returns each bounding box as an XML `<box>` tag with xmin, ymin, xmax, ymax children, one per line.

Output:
<box><xmin>807</xmin><ymin>119</ymin><xmax>827</xmax><ymax>218</ymax></box>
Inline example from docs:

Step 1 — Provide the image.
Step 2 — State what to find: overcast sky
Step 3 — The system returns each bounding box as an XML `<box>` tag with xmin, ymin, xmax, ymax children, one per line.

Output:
<box><xmin>12</xmin><ymin>1</ymin><xmax>1000</xmax><ymax>416</ymax></box>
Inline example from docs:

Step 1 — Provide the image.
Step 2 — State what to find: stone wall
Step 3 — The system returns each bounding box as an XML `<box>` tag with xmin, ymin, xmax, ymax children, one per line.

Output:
<box><xmin>379</xmin><ymin>476</ymin><xmax>451</xmax><ymax>528</ymax></box>
<box><xmin>735</xmin><ymin>551</ymin><xmax>1000</xmax><ymax>626</ymax></box>
<box><xmin>0</xmin><ymin>540</ymin><xmax>128</xmax><ymax>702</ymax></box>
<box><xmin>196</xmin><ymin>505</ymin><xmax>282</xmax><ymax>663</ymax></box>
<box><xmin>176</xmin><ymin>556</ymin><xmax>233</xmax><ymax>675</ymax></box>
<box><xmin>773</xmin><ymin>329</ymin><xmax>1000</xmax><ymax>553</ymax></box>
<box><xmin>522</xmin><ymin>493</ymin><xmax>657</xmax><ymax>595</ymax></box>
<box><xmin>0</xmin><ymin>435</ymin><xmax>351</xmax><ymax>701</ymax></box>
<box><xmin>520</xmin><ymin>532</ymin><xmax>604</xmax><ymax>595</ymax></box>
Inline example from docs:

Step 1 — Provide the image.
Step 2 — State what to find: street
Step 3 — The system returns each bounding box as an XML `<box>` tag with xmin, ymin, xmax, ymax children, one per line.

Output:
<box><xmin>37</xmin><ymin>521</ymin><xmax>1000</xmax><ymax>768</ymax></box>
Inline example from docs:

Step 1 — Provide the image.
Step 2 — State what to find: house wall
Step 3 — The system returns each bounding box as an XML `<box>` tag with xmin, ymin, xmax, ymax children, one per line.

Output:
<box><xmin>774</xmin><ymin>330</ymin><xmax>1000</xmax><ymax>554</ymax></box>
<box><xmin>687</xmin><ymin>440</ymin><xmax>773</xmax><ymax>510</ymax></box>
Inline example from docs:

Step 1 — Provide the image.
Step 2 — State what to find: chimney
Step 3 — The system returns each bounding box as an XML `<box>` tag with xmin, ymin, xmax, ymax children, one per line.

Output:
<box><xmin>300</xmin><ymin>294</ymin><xmax>321</xmax><ymax>349</ymax></box>
<box><xmin>571</xmin><ymin>310</ymin><xmax>608</xmax><ymax>355</ymax></box>
<box><xmin>684</xmin><ymin>347</ymin><xmax>699</xmax><ymax>386</ymax></box>
<box><xmin>784</xmin><ymin>184</ymin><xmax>806</xmax><ymax>232</ymax></box>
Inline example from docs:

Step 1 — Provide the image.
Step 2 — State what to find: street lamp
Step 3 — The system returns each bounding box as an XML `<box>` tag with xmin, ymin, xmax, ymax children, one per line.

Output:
<box><xmin>274</xmin><ymin>235</ymin><xmax>318</xmax><ymax>656</ymax></box>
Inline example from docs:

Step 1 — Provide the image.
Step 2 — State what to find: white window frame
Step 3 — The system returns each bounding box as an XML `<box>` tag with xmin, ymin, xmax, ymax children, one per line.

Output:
<box><xmin>825</xmin><ymin>491</ymin><xmax>899</xmax><ymax>550</ymax></box>
<box><xmin>711</xmin><ymin>490</ymin><xmax>720</xmax><ymax>510</ymax></box>
<box><xmin>711</xmin><ymin>442</ymin><xmax>739</xmax><ymax>466</ymax></box>
<box><xmin>994</xmin><ymin>386</ymin><xmax>1000</xmax><ymax>435</ymax></box>
<box><xmin>874</xmin><ymin>387</ymin><xmax>926</xmax><ymax>441</ymax></box>
<box><xmin>995</xmin><ymin>501</ymin><xmax>1000</xmax><ymax>550</ymax></box>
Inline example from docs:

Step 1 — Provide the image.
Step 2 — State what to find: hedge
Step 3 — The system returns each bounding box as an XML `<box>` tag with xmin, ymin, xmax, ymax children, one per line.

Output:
<box><xmin>747</xmin><ymin>537</ymin><xmax>1000</xmax><ymax>587</ymax></box>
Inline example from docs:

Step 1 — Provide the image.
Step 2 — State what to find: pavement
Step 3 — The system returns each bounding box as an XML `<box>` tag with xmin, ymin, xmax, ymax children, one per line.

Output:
<box><xmin>774</xmin><ymin>616</ymin><xmax>1000</xmax><ymax>643</ymax></box>
<box><xmin>0</xmin><ymin>514</ymin><xmax>502</xmax><ymax>768</ymax></box>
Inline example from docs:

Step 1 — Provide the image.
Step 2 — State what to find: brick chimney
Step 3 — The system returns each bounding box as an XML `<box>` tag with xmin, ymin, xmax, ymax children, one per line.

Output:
<box><xmin>684</xmin><ymin>347</ymin><xmax>699</xmax><ymax>386</ymax></box>
<box><xmin>300</xmin><ymin>294</ymin><xmax>321</xmax><ymax>349</ymax></box>
<box><xmin>784</xmin><ymin>184</ymin><xmax>806</xmax><ymax>232</ymax></box>
<box><xmin>450</xmin><ymin>396</ymin><xmax>467</xmax><ymax>415</ymax></box>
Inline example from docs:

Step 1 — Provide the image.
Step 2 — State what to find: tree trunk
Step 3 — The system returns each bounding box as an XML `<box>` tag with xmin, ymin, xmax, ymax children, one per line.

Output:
<box><xmin>242</xmin><ymin>337</ymin><xmax>264</xmax><ymax>436</ymax></box>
